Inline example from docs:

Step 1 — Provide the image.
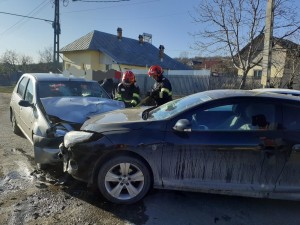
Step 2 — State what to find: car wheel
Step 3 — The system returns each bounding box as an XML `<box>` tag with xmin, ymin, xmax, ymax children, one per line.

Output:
<box><xmin>97</xmin><ymin>155</ymin><xmax>151</xmax><ymax>204</ymax></box>
<box><xmin>11</xmin><ymin>111</ymin><xmax>21</xmax><ymax>135</ymax></box>
<box><xmin>37</xmin><ymin>163</ymin><xmax>48</xmax><ymax>170</ymax></box>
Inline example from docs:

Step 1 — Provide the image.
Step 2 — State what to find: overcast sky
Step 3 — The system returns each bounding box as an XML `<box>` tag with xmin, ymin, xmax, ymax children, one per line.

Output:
<box><xmin>0</xmin><ymin>0</ymin><xmax>300</xmax><ymax>63</ymax></box>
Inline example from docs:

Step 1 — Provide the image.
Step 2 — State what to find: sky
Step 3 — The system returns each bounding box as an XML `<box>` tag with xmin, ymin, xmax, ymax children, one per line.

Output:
<box><xmin>0</xmin><ymin>0</ymin><xmax>201</xmax><ymax>63</ymax></box>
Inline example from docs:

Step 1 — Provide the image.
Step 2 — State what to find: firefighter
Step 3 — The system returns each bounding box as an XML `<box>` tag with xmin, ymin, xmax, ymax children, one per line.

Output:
<box><xmin>147</xmin><ymin>65</ymin><xmax>172</xmax><ymax>106</ymax></box>
<box><xmin>114</xmin><ymin>71</ymin><xmax>141</xmax><ymax>107</ymax></box>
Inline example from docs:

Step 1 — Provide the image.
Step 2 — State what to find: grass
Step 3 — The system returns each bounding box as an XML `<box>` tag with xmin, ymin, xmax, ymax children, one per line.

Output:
<box><xmin>0</xmin><ymin>86</ymin><xmax>14</xmax><ymax>93</ymax></box>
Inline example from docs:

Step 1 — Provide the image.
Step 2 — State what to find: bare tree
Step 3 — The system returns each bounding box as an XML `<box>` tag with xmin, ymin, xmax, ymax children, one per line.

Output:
<box><xmin>19</xmin><ymin>54</ymin><xmax>34</xmax><ymax>73</ymax></box>
<box><xmin>0</xmin><ymin>50</ymin><xmax>20</xmax><ymax>74</ymax></box>
<box><xmin>38</xmin><ymin>46</ymin><xmax>53</xmax><ymax>64</ymax></box>
<box><xmin>192</xmin><ymin>0</ymin><xmax>300</xmax><ymax>89</ymax></box>
<box><xmin>177</xmin><ymin>51</ymin><xmax>190</xmax><ymax>65</ymax></box>
<box><xmin>38</xmin><ymin>46</ymin><xmax>56</xmax><ymax>72</ymax></box>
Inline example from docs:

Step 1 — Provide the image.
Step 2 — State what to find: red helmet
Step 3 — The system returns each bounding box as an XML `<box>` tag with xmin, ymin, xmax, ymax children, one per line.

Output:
<box><xmin>122</xmin><ymin>71</ymin><xmax>135</xmax><ymax>86</ymax></box>
<box><xmin>148</xmin><ymin>65</ymin><xmax>163</xmax><ymax>77</ymax></box>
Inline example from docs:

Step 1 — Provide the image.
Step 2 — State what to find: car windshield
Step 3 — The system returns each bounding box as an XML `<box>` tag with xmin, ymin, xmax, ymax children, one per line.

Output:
<box><xmin>147</xmin><ymin>92</ymin><xmax>212</xmax><ymax>120</ymax></box>
<box><xmin>38</xmin><ymin>81</ymin><xmax>110</xmax><ymax>98</ymax></box>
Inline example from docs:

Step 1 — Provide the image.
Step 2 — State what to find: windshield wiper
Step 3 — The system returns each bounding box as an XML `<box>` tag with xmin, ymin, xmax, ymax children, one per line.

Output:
<box><xmin>142</xmin><ymin>110</ymin><xmax>149</xmax><ymax>120</ymax></box>
<box><xmin>142</xmin><ymin>106</ymin><xmax>157</xmax><ymax>120</ymax></box>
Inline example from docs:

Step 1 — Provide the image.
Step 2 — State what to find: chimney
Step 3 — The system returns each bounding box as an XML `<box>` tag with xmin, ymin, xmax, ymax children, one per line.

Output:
<box><xmin>117</xmin><ymin>27</ymin><xmax>122</xmax><ymax>40</ymax></box>
<box><xmin>159</xmin><ymin>45</ymin><xmax>165</xmax><ymax>62</ymax></box>
<box><xmin>138</xmin><ymin>34</ymin><xmax>144</xmax><ymax>44</ymax></box>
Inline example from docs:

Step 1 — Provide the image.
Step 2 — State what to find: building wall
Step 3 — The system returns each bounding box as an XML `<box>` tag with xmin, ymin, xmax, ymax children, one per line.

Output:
<box><xmin>62</xmin><ymin>50</ymin><xmax>150</xmax><ymax>80</ymax></box>
<box><xmin>237</xmin><ymin>44</ymin><xmax>287</xmax><ymax>79</ymax></box>
<box><xmin>63</xmin><ymin>50</ymin><xmax>100</xmax><ymax>80</ymax></box>
<box><xmin>271</xmin><ymin>45</ymin><xmax>287</xmax><ymax>78</ymax></box>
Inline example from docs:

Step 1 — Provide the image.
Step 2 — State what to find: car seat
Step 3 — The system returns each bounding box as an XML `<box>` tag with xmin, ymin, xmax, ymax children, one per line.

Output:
<box><xmin>242</xmin><ymin>104</ymin><xmax>276</xmax><ymax>130</ymax></box>
<box><xmin>216</xmin><ymin>104</ymin><xmax>250</xmax><ymax>130</ymax></box>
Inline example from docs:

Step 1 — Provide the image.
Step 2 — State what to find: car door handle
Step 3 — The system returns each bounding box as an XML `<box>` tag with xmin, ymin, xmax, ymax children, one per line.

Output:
<box><xmin>292</xmin><ymin>144</ymin><xmax>300</xmax><ymax>152</ymax></box>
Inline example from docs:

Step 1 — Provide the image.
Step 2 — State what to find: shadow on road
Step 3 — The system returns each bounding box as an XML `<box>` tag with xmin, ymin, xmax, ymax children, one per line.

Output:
<box><xmin>33</xmin><ymin>163</ymin><xmax>149</xmax><ymax>225</ymax></box>
<box><xmin>26</xmin><ymin>162</ymin><xmax>300</xmax><ymax>225</ymax></box>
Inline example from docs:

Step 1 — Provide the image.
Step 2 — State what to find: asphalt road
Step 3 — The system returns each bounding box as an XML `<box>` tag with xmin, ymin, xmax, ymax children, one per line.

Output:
<box><xmin>1</xmin><ymin>92</ymin><xmax>300</xmax><ymax>225</ymax></box>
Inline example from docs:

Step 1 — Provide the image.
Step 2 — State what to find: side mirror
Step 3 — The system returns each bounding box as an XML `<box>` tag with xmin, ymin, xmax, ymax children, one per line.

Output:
<box><xmin>18</xmin><ymin>100</ymin><xmax>32</xmax><ymax>107</ymax></box>
<box><xmin>173</xmin><ymin>119</ymin><xmax>191</xmax><ymax>132</ymax></box>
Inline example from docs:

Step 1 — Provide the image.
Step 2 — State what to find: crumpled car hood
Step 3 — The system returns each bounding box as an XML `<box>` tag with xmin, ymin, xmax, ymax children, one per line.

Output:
<box><xmin>40</xmin><ymin>97</ymin><xmax>125</xmax><ymax>123</ymax></box>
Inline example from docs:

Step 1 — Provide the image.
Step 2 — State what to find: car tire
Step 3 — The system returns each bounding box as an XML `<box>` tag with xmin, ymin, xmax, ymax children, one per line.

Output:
<box><xmin>11</xmin><ymin>111</ymin><xmax>21</xmax><ymax>135</ymax></box>
<box><xmin>37</xmin><ymin>163</ymin><xmax>48</xmax><ymax>170</ymax></box>
<box><xmin>97</xmin><ymin>155</ymin><xmax>151</xmax><ymax>204</ymax></box>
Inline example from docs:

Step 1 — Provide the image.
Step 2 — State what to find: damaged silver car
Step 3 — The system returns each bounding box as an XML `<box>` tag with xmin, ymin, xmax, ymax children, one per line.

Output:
<box><xmin>10</xmin><ymin>73</ymin><xmax>125</xmax><ymax>169</ymax></box>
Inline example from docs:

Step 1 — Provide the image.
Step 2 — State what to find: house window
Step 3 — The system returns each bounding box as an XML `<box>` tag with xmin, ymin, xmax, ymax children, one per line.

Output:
<box><xmin>106</xmin><ymin>64</ymin><xmax>112</xmax><ymax>71</ymax></box>
<box><xmin>253</xmin><ymin>70</ymin><xmax>262</xmax><ymax>79</ymax></box>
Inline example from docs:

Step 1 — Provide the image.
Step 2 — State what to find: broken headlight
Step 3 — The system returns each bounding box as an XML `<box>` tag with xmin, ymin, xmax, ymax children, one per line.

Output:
<box><xmin>47</xmin><ymin>123</ymin><xmax>74</xmax><ymax>138</ymax></box>
<box><xmin>64</xmin><ymin>131</ymin><xmax>103</xmax><ymax>148</ymax></box>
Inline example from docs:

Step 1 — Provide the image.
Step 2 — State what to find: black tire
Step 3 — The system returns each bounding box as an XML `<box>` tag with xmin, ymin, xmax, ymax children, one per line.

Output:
<box><xmin>11</xmin><ymin>111</ymin><xmax>21</xmax><ymax>135</ymax></box>
<box><xmin>97</xmin><ymin>155</ymin><xmax>151</xmax><ymax>204</ymax></box>
<box><xmin>37</xmin><ymin>163</ymin><xmax>48</xmax><ymax>170</ymax></box>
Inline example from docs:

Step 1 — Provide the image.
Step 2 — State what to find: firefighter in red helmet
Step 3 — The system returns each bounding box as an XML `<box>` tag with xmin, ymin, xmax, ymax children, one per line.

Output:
<box><xmin>114</xmin><ymin>71</ymin><xmax>141</xmax><ymax>107</ymax></box>
<box><xmin>147</xmin><ymin>65</ymin><xmax>172</xmax><ymax>106</ymax></box>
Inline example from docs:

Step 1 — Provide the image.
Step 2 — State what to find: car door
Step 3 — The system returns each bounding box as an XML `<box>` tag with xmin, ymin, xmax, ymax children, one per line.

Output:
<box><xmin>162</xmin><ymin>98</ymin><xmax>287</xmax><ymax>196</ymax></box>
<box><xmin>11</xmin><ymin>76</ymin><xmax>29</xmax><ymax>131</ymax></box>
<box><xmin>274</xmin><ymin>103</ymin><xmax>300</xmax><ymax>193</ymax></box>
<box><xmin>19</xmin><ymin>78</ymin><xmax>35</xmax><ymax>141</ymax></box>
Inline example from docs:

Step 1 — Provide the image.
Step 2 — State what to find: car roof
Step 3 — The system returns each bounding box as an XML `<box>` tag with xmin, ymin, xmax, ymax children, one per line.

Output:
<box><xmin>252</xmin><ymin>88</ymin><xmax>300</xmax><ymax>95</ymax></box>
<box><xmin>199</xmin><ymin>89</ymin><xmax>300</xmax><ymax>102</ymax></box>
<box><xmin>23</xmin><ymin>73</ymin><xmax>97</xmax><ymax>82</ymax></box>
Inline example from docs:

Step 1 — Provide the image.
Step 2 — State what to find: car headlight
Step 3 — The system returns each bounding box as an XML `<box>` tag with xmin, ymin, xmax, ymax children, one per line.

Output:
<box><xmin>64</xmin><ymin>131</ymin><xmax>97</xmax><ymax>148</ymax></box>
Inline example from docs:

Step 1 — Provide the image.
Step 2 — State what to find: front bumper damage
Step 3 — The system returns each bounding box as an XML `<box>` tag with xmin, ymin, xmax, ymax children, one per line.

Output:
<box><xmin>59</xmin><ymin>143</ymin><xmax>72</xmax><ymax>173</ymax></box>
<box><xmin>59</xmin><ymin>143</ymin><xmax>89</xmax><ymax>183</ymax></box>
<box><xmin>58</xmin><ymin>133</ymin><xmax>114</xmax><ymax>184</ymax></box>
<box><xmin>33</xmin><ymin>134</ymin><xmax>63</xmax><ymax>164</ymax></box>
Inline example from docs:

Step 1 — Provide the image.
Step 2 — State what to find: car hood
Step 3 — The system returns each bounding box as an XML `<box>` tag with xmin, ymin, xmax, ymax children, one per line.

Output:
<box><xmin>40</xmin><ymin>97</ymin><xmax>125</xmax><ymax>123</ymax></box>
<box><xmin>81</xmin><ymin>107</ymin><xmax>151</xmax><ymax>133</ymax></box>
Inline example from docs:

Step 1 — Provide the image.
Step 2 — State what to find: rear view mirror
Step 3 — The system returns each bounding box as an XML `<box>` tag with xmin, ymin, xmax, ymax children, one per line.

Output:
<box><xmin>18</xmin><ymin>100</ymin><xmax>32</xmax><ymax>107</ymax></box>
<box><xmin>173</xmin><ymin>119</ymin><xmax>191</xmax><ymax>132</ymax></box>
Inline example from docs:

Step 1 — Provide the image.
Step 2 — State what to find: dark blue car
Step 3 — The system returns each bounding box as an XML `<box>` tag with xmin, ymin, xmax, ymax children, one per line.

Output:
<box><xmin>60</xmin><ymin>89</ymin><xmax>300</xmax><ymax>204</ymax></box>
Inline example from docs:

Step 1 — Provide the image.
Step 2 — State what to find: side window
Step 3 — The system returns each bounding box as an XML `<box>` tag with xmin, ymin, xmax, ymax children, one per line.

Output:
<box><xmin>190</xmin><ymin>103</ymin><xmax>237</xmax><ymax>130</ymax></box>
<box><xmin>17</xmin><ymin>77</ymin><xmax>29</xmax><ymax>98</ymax></box>
<box><xmin>242</xmin><ymin>103</ymin><xmax>276</xmax><ymax>130</ymax></box>
<box><xmin>283</xmin><ymin>105</ymin><xmax>300</xmax><ymax>130</ymax></box>
<box><xmin>190</xmin><ymin>102</ymin><xmax>276</xmax><ymax>131</ymax></box>
<box><xmin>24</xmin><ymin>79</ymin><xmax>34</xmax><ymax>104</ymax></box>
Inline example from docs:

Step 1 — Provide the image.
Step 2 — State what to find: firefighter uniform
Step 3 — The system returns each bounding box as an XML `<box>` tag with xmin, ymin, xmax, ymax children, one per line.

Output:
<box><xmin>115</xmin><ymin>83</ymin><xmax>141</xmax><ymax>108</ymax></box>
<box><xmin>150</xmin><ymin>75</ymin><xmax>172</xmax><ymax>106</ymax></box>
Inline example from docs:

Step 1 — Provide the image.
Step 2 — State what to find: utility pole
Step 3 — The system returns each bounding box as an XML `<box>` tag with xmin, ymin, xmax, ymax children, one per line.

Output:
<box><xmin>261</xmin><ymin>0</ymin><xmax>274</xmax><ymax>88</ymax></box>
<box><xmin>53</xmin><ymin>0</ymin><xmax>60</xmax><ymax>69</ymax></box>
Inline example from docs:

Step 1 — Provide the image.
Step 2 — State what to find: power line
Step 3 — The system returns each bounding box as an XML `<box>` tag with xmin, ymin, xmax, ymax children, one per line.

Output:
<box><xmin>0</xmin><ymin>0</ymin><xmax>51</xmax><ymax>37</ymax></box>
<box><xmin>0</xmin><ymin>0</ymin><xmax>51</xmax><ymax>25</ymax></box>
<box><xmin>0</xmin><ymin>0</ymin><xmax>49</xmax><ymax>35</ymax></box>
<box><xmin>0</xmin><ymin>11</ymin><xmax>53</xmax><ymax>22</ymax></box>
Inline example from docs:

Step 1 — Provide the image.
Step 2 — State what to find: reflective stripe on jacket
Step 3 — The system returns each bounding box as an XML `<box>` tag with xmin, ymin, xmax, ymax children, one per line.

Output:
<box><xmin>114</xmin><ymin>83</ymin><xmax>140</xmax><ymax>107</ymax></box>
